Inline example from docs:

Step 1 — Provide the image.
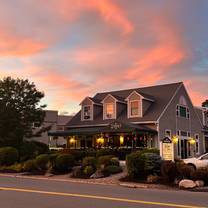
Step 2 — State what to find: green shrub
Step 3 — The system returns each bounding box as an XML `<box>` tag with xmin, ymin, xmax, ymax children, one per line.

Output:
<box><xmin>49</xmin><ymin>153</ymin><xmax>59</xmax><ymax>168</ymax></box>
<box><xmin>110</xmin><ymin>157</ymin><xmax>120</xmax><ymax>167</ymax></box>
<box><xmin>58</xmin><ymin>149</ymin><xmax>85</xmax><ymax>161</ymax></box>
<box><xmin>23</xmin><ymin>159</ymin><xmax>37</xmax><ymax>172</ymax></box>
<box><xmin>82</xmin><ymin>157</ymin><xmax>97</xmax><ymax>170</ymax></box>
<box><xmin>104</xmin><ymin>165</ymin><xmax>122</xmax><ymax>175</ymax></box>
<box><xmin>140</xmin><ymin>148</ymin><xmax>160</xmax><ymax>155</ymax></box>
<box><xmin>55</xmin><ymin>154</ymin><xmax>75</xmax><ymax>173</ymax></box>
<box><xmin>126</xmin><ymin>152</ymin><xmax>146</xmax><ymax>179</ymax></box>
<box><xmin>144</xmin><ymin>153</ymin><xmax>161</xmax><ymax>176</ymax></box>
<box><xmin>97</xmin><ymin>155</ymin><xmax>114</xmax><ymax>168</ymax></box>
<box><xmin>35</xmin><ymin>154</ymin><xmax>49</xmax><ymax>171</ymax></box>
<box><xmin>161</xmin><ymin>161</ymin><xmax>176</xmax><ymax>183</ymax></box>
<box><xmin>96</xmin><ymin>149</ymin><xmax>115</xmax><ymax>158</ymax></box>
<box><xmin>0</xmin><ymin>163</ymin><xmax>23</xmax><ymax>173</ymax></box>
<box><xmin>85</xmin><ymin>149</ymin><xmax>97</xmax><ymax>157</ymax></box>
<box><xmin>126</xmin><ymin>151</ymin><xmax>161</xmax><ymax>180</ymax></box>
<box><xmin>0</xmin><ymin>147</ymin><xmax>19</xmax><ymax>166</ymax></box>
<box><xmin>83</xmin><ymin>165</ymin><xmax>94</xmax><ymax>176</ymax></box>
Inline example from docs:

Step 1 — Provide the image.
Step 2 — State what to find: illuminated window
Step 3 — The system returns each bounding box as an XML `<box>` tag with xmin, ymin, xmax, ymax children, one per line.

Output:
<box><xmin>106</xmin><ymin>103</ymin><xmax>114</xmax><ymax>119</ymax></box>
<box><xmin>130</xmin><ymin>101</ymin><xmax>139</xmax><ymax>116</ymax></box>
<box><xmin>83</xmin><ymin>105</ymin><xmax>91</xmax><ymax>120</ymax></box>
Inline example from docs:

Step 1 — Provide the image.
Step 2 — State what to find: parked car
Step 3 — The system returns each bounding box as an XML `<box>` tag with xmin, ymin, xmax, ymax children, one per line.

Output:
<box><xmin>183</xmin><ymin>153</ymin><xmax>208</xmax><ymax>169</ymax></box>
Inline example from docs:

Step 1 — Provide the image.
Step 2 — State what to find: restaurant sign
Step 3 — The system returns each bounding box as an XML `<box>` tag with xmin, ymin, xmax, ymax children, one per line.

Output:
<box><xmin>162</xmin><ymin>137</ymin><xmax>174</xmax><ymax>161</ymax></box>
<box><xmin>110</xmin><ymin>122</ymin><xmax>122</xmax><ymax>130</ymax></box>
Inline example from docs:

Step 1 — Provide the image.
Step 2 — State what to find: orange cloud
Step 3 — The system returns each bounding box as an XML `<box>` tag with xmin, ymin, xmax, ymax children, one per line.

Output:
<box><xmin>125</xmin><ymin>16</ymin><xmax>186</xmax><ymax>85</ymax></box>
<box><xmin>0</xmin><ymin>31</ymin><xmax>46</xmax><ymax>56</ymax></box>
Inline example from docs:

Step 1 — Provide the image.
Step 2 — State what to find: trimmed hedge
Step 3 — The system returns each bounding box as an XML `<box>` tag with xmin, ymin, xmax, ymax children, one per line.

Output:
<box><xmin>104</xmin><ymin>165</ymin><xmax>122</xmax><ymax>175</ymax></box>
<box><xmin>126</xmin><ymin>150</ymin><xmax>161</xmax><ymax>179</ymax></box>
<box><xmin>82</xmin><ymin>157</ymin><xmax>97</xmax><ymax>170</ymax></box>
<box><xmin>97</xmin><ymin>155</ymin><xmax>114</xmax><ymax>168</ymax></box>
<box><xmin>23</xmin><ymin>159</ymin><xmax>37</xmax><ymax>172</ymax></box>
<box><xmin>55</xmin><ymin>154</ymin><xmax>75</xmax><ymax>173</ymax></box>
<box><xmin>35</xmin><ymin>154</ymin><xmax>49</xmax><ymax>171</ymax></box>
<box><xmin>0</xmin><ymin>147</ymin><xmax>19</xmax><ymax>166</ymax></box>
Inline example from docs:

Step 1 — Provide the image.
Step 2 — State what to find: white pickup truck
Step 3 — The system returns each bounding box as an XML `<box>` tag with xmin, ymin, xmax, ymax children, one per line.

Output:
<box><xmin>183</xmin><ymin>153</ymin><xmax>208</xmax><ymax>169</ymax></box>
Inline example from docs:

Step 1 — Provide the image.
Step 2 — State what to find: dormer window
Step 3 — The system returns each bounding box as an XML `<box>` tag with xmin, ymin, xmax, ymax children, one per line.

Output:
<box><xmin>106</xmin><ymin>103</ymin><xmax>115</xmax><ymax>119</ymax></box>
<box><xmin>130</xmin><ymin>100</ymin><xmax>139</xmax><ymax>117</ymax></box>
<box><xmin>82</xmin><ymin>105</ymin><xmax>92</xmax><ymax>120</ymax></box>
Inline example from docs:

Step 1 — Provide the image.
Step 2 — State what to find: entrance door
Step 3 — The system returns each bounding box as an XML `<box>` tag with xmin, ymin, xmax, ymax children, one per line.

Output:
<box><xmin>181</xmin><ymin>139</ymin><xmax>188</xmax><ymax>159</ymax></box>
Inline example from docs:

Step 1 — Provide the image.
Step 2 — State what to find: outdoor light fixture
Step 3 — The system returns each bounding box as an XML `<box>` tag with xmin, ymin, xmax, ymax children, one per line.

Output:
<box><xmin>97</xmin><ymin>136</ymin><xmax>104</xmax><ymax>144</ymax></box>
<box><xmin>97</xmin><ymin>138</ymin><xmax>104</xmax><ymax>144</ymax></box>
<box><xmin>172</xmin><ymin>136</ymin><xmax>179</xmax><ymax>143</ymax></box>
<box><xmin>120</xmin><ymin>135</ymin><xmax>124</xmax><ymax>145</ymax></box>
<box><xmin>189</xmin><ymin>138</ymin><xmax>196</xmax><ymax>144</ymax></box>
<box><xmin>69</xmin><ymin>137</ymin><xmax>75</xmax><ymax>143</ymax></box>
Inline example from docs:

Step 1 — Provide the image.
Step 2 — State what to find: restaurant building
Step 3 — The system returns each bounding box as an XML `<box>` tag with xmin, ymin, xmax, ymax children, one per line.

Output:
<box><xmin>49</xmin><ymin>82</ymin><xmax>205</xmax><ymax>159</ymax></box>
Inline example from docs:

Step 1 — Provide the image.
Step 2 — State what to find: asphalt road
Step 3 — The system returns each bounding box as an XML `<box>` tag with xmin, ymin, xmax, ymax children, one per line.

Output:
<box><xmin>0</xmin><ymin>175</ymin><xmax>208</xmax><ymax>208</ymax></box>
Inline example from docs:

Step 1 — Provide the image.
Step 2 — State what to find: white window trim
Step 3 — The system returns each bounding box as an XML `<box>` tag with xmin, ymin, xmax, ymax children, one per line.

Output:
<box><xmin>103</xmin><ymin>102</ymin><xmax>116</xmax><ymax>120</ymax></box>
<box><xmin>126</xmin><ymin>91</ymin><xmax>144</xmax><ymax>118</ymax></box>
<box><xmin>128</xmin><ymin>100</ymin><xmax>140</xmax><ymax>118</ymax></box>
<box><xmin>195</xmin><ymin>134</ymin><xmax>200</xmax><ymax>154</ymax></box>
<box><xmin>165</xmin><ymin>129</ymin><xmax>172</xmax><ymax>138</ymax></box>
<box><xmin>176</xmin><ymin>104</ymin><xmax>190</xmax><ymax>119</ymax></box>
<box><xmin>81</xmin><ymin>105</ymin><xmax>93</xmax><ymax>121</ymax></box>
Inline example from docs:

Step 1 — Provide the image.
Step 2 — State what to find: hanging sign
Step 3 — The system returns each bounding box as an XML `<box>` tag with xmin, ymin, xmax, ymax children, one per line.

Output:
<box><xmin>162</xmin><ymin>137</ymin><xmax>173</xmax><ymax>161</ymax></box>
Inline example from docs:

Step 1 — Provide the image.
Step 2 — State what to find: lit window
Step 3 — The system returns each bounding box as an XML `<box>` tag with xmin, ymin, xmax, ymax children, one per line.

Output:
<box><xmin>83</xmin><ymin>106</ymin><xmax>91</xmax><ymax>120</ymax></box>
<box><xmin>130</xmin><ymin>101</ymin><xmax>139</xmax><ymax>116</ymax></box>
<box><xmin>106</xmin><ymin>103</ymin><xmax>114</xmax><ymax>119</ymax></box>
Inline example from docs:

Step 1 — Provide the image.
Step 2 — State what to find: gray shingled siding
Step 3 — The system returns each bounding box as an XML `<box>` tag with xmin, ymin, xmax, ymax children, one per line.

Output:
<box><xmin>159</xmin><ymin>84</ymin><xmax>204</xmax><ymax>158</ymax></box>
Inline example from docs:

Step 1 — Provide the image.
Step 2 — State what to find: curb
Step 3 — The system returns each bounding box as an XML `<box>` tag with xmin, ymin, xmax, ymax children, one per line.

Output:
<box><xmin>0</xmin><ymin>173</ymin><xmax>116</xmax><ymax>186</ymax></box>
<box><xmin>119</xmin><ymin>183</ymin><xmax>148</xmax><ymax>188</ymax></box>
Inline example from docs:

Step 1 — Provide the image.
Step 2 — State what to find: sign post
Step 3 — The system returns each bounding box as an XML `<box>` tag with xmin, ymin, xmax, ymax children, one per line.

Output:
<box><xmin>162</xmin><ymin>137</ymin><xmax>174</xmax><ymax>161</ymax></box>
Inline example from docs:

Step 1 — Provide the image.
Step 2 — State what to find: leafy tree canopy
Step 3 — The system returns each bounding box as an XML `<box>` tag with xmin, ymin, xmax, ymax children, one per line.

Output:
<box><xmin>0</xmin><ymin>77</ymin><xmax>46</xmax><ymax>147</ymax></box>
<box><xmin>202</xmin><ymin>99</ymin><xmax>208</xmax><ymax>107</ymax></box>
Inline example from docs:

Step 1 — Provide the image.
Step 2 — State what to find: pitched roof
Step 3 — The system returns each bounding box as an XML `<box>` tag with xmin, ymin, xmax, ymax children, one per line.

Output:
<box><xmin>67</xmin><ymin>82</ymin><xmax>183</xmax><ymax>127</ymax></box>
<box><xmin>57</xmin><ymin>115</ymin><xmax>72</xmax><ymax>125</ymax></box>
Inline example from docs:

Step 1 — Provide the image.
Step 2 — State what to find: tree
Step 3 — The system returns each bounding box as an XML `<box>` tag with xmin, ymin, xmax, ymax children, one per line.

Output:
<box><xmin>0</xmin><ymin>77</ymin><xmax>46</xmax><ymax>147</ymax></box>
<box><xmin>202</xmin><ymin>100</ymin><xmax>208</xmax><ymax>107</ymax></box>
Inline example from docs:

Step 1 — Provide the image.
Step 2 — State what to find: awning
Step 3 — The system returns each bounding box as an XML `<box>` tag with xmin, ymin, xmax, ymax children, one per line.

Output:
<box><xmin>48</xmin><ymin>120</ymin><xmax>156</xmax><ymax>137</ymax></box>
<box><xmin>48</xmin><ymin>126</ymin><xmax>106</xmax><ymax>136</ymax></box>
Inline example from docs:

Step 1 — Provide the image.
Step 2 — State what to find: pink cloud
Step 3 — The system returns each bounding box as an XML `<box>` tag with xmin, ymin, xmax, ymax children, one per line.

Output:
<box><xmin>44</xmin><ymin>0</ymin><xmax>133</xmax><ymax>35</ymax></box>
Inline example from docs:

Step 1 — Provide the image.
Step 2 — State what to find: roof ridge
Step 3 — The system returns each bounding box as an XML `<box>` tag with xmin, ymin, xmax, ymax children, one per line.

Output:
<box><xmin>94</xmin><ymin>82</ymin><xmax>183</xmax><ymax>97</ymax></box>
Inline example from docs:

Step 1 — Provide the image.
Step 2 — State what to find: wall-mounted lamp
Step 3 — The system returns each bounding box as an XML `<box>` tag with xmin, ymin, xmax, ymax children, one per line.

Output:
<box><xmin>172</xmin><ymin>136</ymin><xmax>179</xmax><ymax>143</ymax></box>
<box><xmin>189</xmin><ymin>138</ymin><xmax>196</xmax><ymax>144</ymax></box>
<box><xmin>69</xmin><ymin>137</ymin><xmax>75</xmax><ymax>144</ymax></box>
<box><xmin>97</xmin><ymin>136</ymin><xmax>104</xmax><ymax>144</ymax></box>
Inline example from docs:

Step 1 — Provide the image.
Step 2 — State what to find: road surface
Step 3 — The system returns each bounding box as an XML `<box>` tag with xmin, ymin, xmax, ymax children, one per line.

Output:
<box><xmin>0</xmin><ymin>175</ymin><xmax>207</xmax><ymax>208</ymax></box>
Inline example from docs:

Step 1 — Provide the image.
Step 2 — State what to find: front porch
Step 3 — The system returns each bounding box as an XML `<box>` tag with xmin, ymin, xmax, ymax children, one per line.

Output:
<box><xmin>48</xmin><ymin>121</ymin><xmax>157</xmax><ymax>150</ymax></box>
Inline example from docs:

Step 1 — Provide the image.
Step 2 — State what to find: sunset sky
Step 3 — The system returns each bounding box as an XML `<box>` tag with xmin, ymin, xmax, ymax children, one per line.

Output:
<box><xmin>0</xmin><ymin>0</ymin><xmax>207</xmax><ymax>114</ymax></box>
